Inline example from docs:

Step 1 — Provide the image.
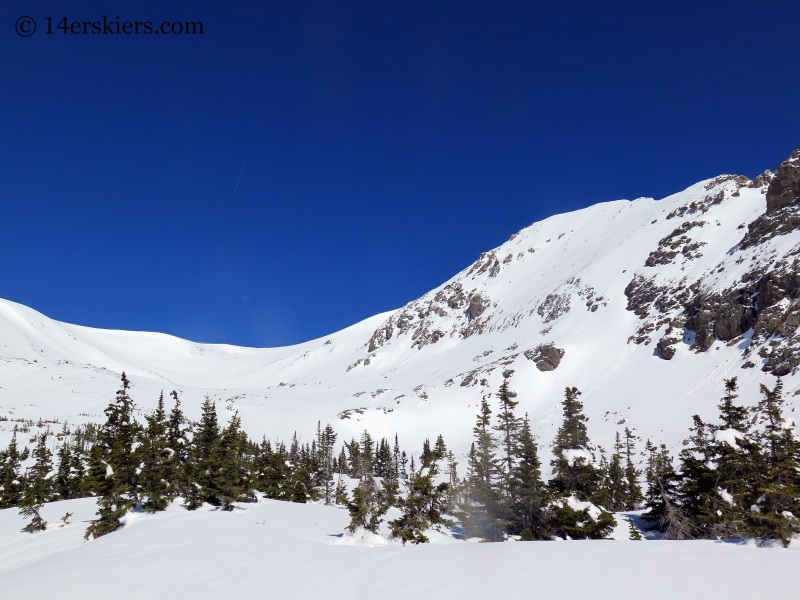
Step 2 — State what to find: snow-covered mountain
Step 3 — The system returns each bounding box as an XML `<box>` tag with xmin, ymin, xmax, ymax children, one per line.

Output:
<box><xmin>3</xmin><ymin>150</ymin><xmax>800</xmax><ymax>460</ymax></box>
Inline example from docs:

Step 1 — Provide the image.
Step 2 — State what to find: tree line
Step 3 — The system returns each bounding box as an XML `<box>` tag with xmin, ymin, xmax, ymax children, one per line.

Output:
<box><xmin>0</xmin><ymin>374</ymin><xmax>798</xmax><ymax>546</ymax></box>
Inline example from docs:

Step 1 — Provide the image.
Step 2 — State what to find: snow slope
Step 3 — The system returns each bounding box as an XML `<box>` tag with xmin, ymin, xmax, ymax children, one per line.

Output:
<box><xmin>1</xmin><ymin>162</ymin><xmax>799</xmax><ymax>465</ymax></box>
<box><xmin>0</xmin><ymin>497</ymin><xmax>797</xmax><ymax>599</ymax></box>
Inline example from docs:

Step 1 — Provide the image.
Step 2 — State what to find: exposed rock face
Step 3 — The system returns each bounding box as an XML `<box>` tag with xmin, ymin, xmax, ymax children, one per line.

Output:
<box><xmin>765</xmin><ymin>149</ymin><xmax>800</xmax><ymax>214</ymax></box>
<box><xmin>524</xmin><ymin>343</ymin><xmax>565</xmax><ymax>371</ymax></box>
<box><xmin>656</xmin><ymin>335</ymin><xmax>679</xmax><ymax>360</ymax></box>
<box><xmin>644</xmin><ymin>221</ymin><xmax>707</xmax><ymax>267</ymax></box>
<box><xmin>741</xmin><ymin>152</ymin><xmax>800</xmax><ymax>249</ymax></box>
<box><xmin>621</xmin><ymin>149</ymin><xmax>800</xmax><ymax>375</ymax></box>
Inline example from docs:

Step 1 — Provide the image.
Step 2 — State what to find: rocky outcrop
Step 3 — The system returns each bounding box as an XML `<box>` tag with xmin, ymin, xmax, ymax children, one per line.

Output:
<box><xmin>765</xmin><ymin>149</ymin><xmax>800</xmax><ymax>214</ymax></box>
<box><xmin>524</xmin><ymin>343</ymin><xmax>565</xmax><ymax>371</ymax></box>
<box><xmin>740</xmin><ymin>151</ymin><xmax>800</xmax><ymax>249</ymax></box>
<box><xmin>644</xmin><ymin>221</ymin><xmax>707</xmax><ymax>267</ymax></box>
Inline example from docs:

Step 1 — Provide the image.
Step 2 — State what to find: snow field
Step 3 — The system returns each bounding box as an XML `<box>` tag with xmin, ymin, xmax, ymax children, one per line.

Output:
<box><xmin>1</xmin><ymin>497</ymin><xmax>798</xmax><ymax>599</ymax></box>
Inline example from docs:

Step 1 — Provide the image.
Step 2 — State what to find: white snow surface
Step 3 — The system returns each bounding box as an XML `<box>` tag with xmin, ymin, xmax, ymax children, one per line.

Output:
<box><xmin>714</xmin><ymin>428</ymin><xmax>745</xmax><ymax>449</ymax></box>
<box><xmin>562</xmin><ymin>448</ymin><xmax>594</xmax><ymax>467</ymax></box>
<box><xmin>0</xmin><ymin>173</ymin><xmax>798</xmax><ymax>466</ymax></box>
<box><xmin>1</xmin><ymin>497</ymin><xmax>798</xmax><ymax>599</ymax></box>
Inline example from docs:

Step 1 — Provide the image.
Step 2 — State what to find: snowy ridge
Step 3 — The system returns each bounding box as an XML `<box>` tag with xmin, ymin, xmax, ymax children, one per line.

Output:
<box><xmin>1</xmin><ymin>155</ymin><xmax>800</xmax><ymax>465</ymax></box>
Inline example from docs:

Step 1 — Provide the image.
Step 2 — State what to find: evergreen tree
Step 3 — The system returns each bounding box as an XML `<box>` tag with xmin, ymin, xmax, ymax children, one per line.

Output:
<box><xmin>85</xmin><ymin>373</ymin><xmax>142</xmax><ymax>539</ymax></box>
<box><xmin>346</xmin><ymin>445</ymin><xmax>386</xmax><ymax>534</ymax></box>
<box><xmin>457</xmin><ymin>399</ymin><xmax>505</xmax><ymax>541</ymax></box>
<box><xmin>212</xmin><ymin>412</ymin><xmax>252</xmax><ymax>510</ymax></box>
<box><xmin>548</xmin><ymin>497</ymin><xmax>616</xmax><ymax>540</ymax></box>
<box><xmin>710</xmin><ymin>377</ymin><xmax>758</xmax><ymax>538</ymax></box>
<box><xmin>622</xmin><ymin>427</ymin><xmax>643</xmax><ymax>510</ymax></box>
<box><xmin>53</xmin><ymin>440</ymin><xmax>81</xmax><ymax>501</ymax></box>
<box><xmin>420</xmin><ymin>438</ymin><xmax>434</xmax><ymax>469</ymax></box>
<box><xmin>549</xmin><ymin>387</ymin><xmax>602</xmax><ymax>502</ymax></box>
<box><xmin>628</xmin><ymin>517</ymin><xmax>643</xmax><ymax>540</ymax></box>
<box><xmin>389</xmin><ymin>462</ymin><xmax>450</xmax><ymax>544</ymax></box>
<box><xmin>0</xmin><ymin>429</ymin><xmax>23</xmax><ymax>508</ymax></box>
<box><xmin>433</xmin><ymin>435</ymin><xmax>448</xmax><ymax>464</ymax></box>
<box><xmin>185</xmin><ymin>395</ymin><xmax>221</xmax><ymax>510</ymax></box>
<box><xmin>165</xmin><ymin>390</ymin><xmax>189</xmax><ymax>499</ymax></box>
<box><xmin>315</xmin><ymin>422</ymin><xmax>338</xmax><ymax>504</ymax></box>
<box><xmin>493</xmin><ymin>380</ymin><xmax>520</xmax><ymax>486</ymax></box>
<box><xmin>746</xmin><ymin>379</ymin><xmax>800</xmax><ymax>547</ymax></box>
<box><xmin>139</xmin><ymin>391</ymin><xmax>170</xmax><ymax>512</ymax></box>
<box><xmin>507</xmin><ymin>415</ymin><xmax>550</xmax><ymax>540</ymax></box>
<box><xmin>605</xmin><ymin>432</ymin><xmax>626</xmax><ymax>511</ymax></box>
<box><xmin>678</xmin><ymin>415</ymin><xmax>722</xmax><ymax>538</ymax></box>
<box><xmin>19</xmin><ymin>432</ymin><xmax>54</xmax><ymax>533</ymax></box>
<box><xmin>253</xmin><ymin>439</ymin><xmax>292</xmax><ymax>501</ymax></box>
<box><xmin>642</xmin><ymin>442</ymin><xmax>693</xmax><ymax>539</ymax></box>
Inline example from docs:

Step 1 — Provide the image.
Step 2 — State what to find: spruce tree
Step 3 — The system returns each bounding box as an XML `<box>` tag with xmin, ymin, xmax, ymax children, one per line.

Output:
<box><xmin>628</xmin><ymin>517</ymin><xmax>643</xmax><ymax>540</ymax></box>
<box><xmin>85</xmin><ymin>373</ymin><xmax>142</xmax><ymax>539</ymax></box>
<box><xmin>746</xmin><ymin>379</ymin><xmax>800</xmax><ymax>546</ymax></box>
<box><xmin>389</xmin><ymin>461</ymin><xmax>450</xmax><ymax>544</ymax></box>
<box><xmin>19</xmin><ymin>432</ymin><xmax>54</xmax><ymax>533</ymax></box>
<box><xmin>315</xmin><ymin>422</ymin><xmax>338</xmax><ymax>504</ymax></box>
<box><xmin>185</xmin><ymin>395</ymin><xmax>221</xmax><ymax>509</ymax></box>
<box><xmin>642</xmin><ymin>442</ymin><xmax>693</xmax><ymax>539</ymax></box>
<box><xmin>53</xmin><ymin>440</ymin><xmax>78</xmax><ymax>501</ymax></box>
<box><xmin>493</xmin><ymin>380</ymin><xmax>520</xmax><ymax>486</ymax></box>
<box><xmin>139</xmin><ymin>392</ymin><xmax>171</xmax><ymax>512</ymax></box>
<box><xmin>678</xmin><ymin>415</ymin><xmax>722</xmax><ymax>538</ymax></box>
<box><xmin>433</xmin><ymin>435</ymin><xmax>448</xmax><ymax>465</ymax></box>
<box><xmin>507</xmin><ymin>415</ymin><xmax>550</xmax><ymax>540</ymax></box>
<box><xmin>457</xmin><ymin>399</ymin><xmax>505</xmax><ymax>541</ymax></box>
<box><xmin>0</xmin><ymin>429</ymin><xmax>23</xmax><ymax>508</ymax></box>
<box><xmin>346</xmin><ymin>435</ymin><xmax>387</xmax><ymax>534</ymax></box>
<box><xmin>622</xmin><ymin>427</ymin><xmax>643</xmax><ymax>510</ymax></box>
<box><xmin>549</xmin><ymin>387</ymin><xmax>602</xmax><ymax>502</ymax></box>
<box><xmin>605</xmin><ymin>432</ymin><xmax>626</xmax><ymax>511</ymax></box>
<box><xmin>165</xmin><ymin>390</ymin><xmax>189</xmax><ymax>499</ymax></box>
<box><xmin>212</xmin><ymin>412</ymin><xmax>252</xmax><ymax>510</ymax></box>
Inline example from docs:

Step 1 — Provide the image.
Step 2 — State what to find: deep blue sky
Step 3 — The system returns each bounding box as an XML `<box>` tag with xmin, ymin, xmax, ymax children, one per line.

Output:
<box><xmin>1</xmin><ymin>1</ymin><xmax>799</xmax><ymax>347</ymax></box>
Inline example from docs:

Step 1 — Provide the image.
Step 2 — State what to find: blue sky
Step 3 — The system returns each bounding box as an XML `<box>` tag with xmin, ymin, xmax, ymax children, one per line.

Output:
<box><xmin>1</xmin><ymin>0</ymin><xmax>799</xmax><ymax>347</ymax></box>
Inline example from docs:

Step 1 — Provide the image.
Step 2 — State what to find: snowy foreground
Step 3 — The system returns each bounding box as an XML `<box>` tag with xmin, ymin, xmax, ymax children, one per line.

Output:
<box><xmin>1</xmin><ymin>498</ymin><xmax>798</xmax><ymax>599</ymax></box>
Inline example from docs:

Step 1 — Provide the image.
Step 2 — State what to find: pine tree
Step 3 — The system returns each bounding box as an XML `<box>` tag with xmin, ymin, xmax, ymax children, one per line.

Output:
<box><xmin>507</xmin><ymin>415</ymin><xmax>550</xmax><ymax>540</ymax></box>
<box><xmin>549</xmin><ymin>387</ymin><xmax>602</xmax><ymax>502</ymax></box>
<box><xmin>628</xmin><ymin>517</ymin><xmax>643</xmax><ymax>540</ymax></box>
<box><xmin>139</xmin><ymin>391</ymin><xmax>171</xmax><ymax>512</ymax></box>
<box><xmin>346</xmin><ymin>436</ymin><xmax>386</xmax><ymax>534</ymax></box>
<box><xmin>212</xmin><ymin>412</ymin><xmax>252</xmax><ymax>510</ymax></box>
<box><xmin>605</xmin><ymin>432</ymin><xmax>626</xmax><ymax>511</ymax></box>
<box><xmin>678</xmin><ymin>415</ymin><xmax>722</xmax><ymax>538</ymax></box>
<box><xmin>642</xmin><ymin>442</ymin><xmax>693</xmax><ymax>539</ymax></box>
<box><xmin>185</xmin><ymin>395</ymin><xmax>221</xmax><ymax>510</ymax></box>
<box><xmin>253</xmin><ymin>438</ymin><xmax>292</xmax><ymax>501</ymax></box>
<box><xmin>315</xmin><ymin>422</ymin><xmax>338</xmax><ymax>504</ymax></box>
<box><xmin>389</xmin><ymin>461</ymin><xmax>450</xmax><ymax>544</ymax></box>
<box><xmin>746</xmin><ymin>379</ymin><xmax>800</xmax><ymax>547</ymax></box>
<box><xmin>493</xmin><ymin>380</ymin><xmax>520</xmax><ymax>486</ymax></box>
<box><xmin>707</xmin><ymin>377</ymin><xmax>757</xmax><ymax>538</ymax></box>
<box><xmin>622</xmin><ymin>427</ymin><xmax>643</xmax><ymax>510</ymax></box>
<box><xmin>85</xmin><ymin>372</ymin><xmax>142</xmax><ymax>539</ymax></box>
<box><xmin>457</xmin><ymin>399</ymin><xmax>505</xmax><ymax>541</ymax></box>
<box><xmin>0</xmin><ymin>429</ymin><xmax>23</xmax><ymax>508</ymax></box>
<box><xmin>420</xmin><ymin>438</ymin><xmax>434</xmax><ymax>469</ymax></box>
<box><xmin>165</xmin><ymin>390</ymin><xmax>189</xmax><ymax>499</ymax></box>
<box><xmin>433</xmin><ymin>435</ymin><xmax>447</xmax><ymax>465</ymax></box>
<box><xmin>19</xmin><ymin>432</ymin><xmax>54</xmax><ymax>533</ymax></box>
<box><xmin>53</xmin><ymin>440</ymin><xmax>81</xmax><ymax>501</ymax></box>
